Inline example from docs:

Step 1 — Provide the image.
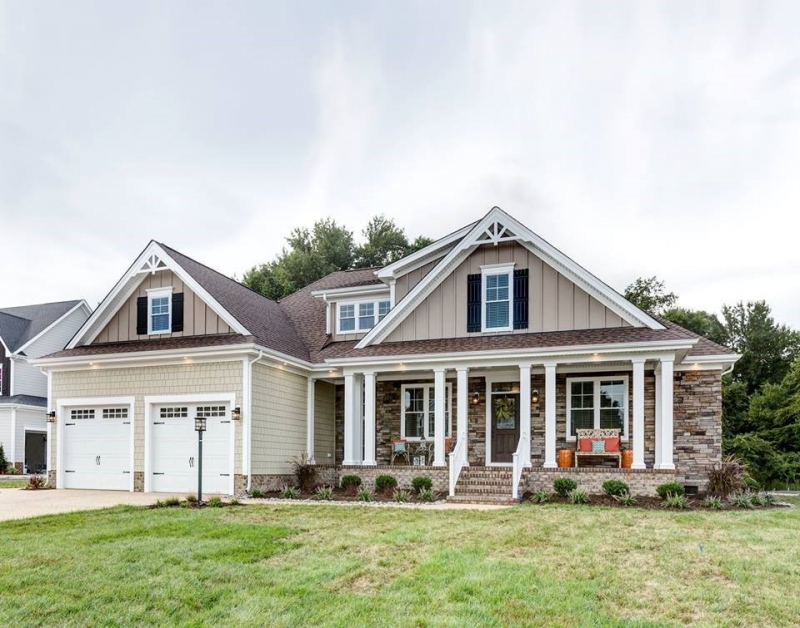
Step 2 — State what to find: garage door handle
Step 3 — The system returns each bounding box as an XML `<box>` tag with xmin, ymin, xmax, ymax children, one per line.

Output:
<box><xmin>66</xmin><ymin>423</ymin><xmax>76</xmax><ymax>426</ymax></box>
<box><xmin>220</xmin><ymin>474</ymin><xmax>230</xmax><ymax>477</ymax></box>
<box><xmin>189</xmin><ymin>457</ymin><xmax>194</xmax><ymax>468</ymax></box>
<box><xmin>96</xmin><ymin>456</ymin><xmax>100</xmax><ymax>465</ymax></box>
<box><xmin>153</xmin><ymin>472</ymin><xmax>165</xmax><ymax>475</ymax></box>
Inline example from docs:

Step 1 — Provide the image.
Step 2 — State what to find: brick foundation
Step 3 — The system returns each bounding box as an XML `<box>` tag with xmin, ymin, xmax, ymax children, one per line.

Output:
<box><xmin>47</xmin><ymin>469</ymin><xmax>57</xmax><ymax>487</ymax></box>
<box><xmin>525</xmin><ymin>467</ymin><xmax>682</xmax><ymax>497</ymax></box>
<box><xmin>339</xmin><ymin>465</ymin><xmax>449</xmax><ymax>492</ymax></box>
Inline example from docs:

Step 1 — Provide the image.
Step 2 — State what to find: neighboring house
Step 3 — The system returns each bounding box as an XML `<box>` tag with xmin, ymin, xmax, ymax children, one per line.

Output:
<box><xmin>0</xmin><ymin>300</ymin><xmax>92</xmax><ymax>473</ymax></box>
<box><xmin>35</xmin><ymin>207</ymin><xmax>738</xmax><ymax>498</ymax></box>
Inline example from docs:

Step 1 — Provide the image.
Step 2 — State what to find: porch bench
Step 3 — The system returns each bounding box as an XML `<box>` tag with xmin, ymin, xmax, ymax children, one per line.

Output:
<box><xmin>574</xmin><ymin>428</ymin><xmax>622</xmax><ymax>468</ymax></box>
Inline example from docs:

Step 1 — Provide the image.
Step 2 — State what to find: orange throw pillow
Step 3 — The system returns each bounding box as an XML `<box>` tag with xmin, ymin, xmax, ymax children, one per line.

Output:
<box><xmin>604</xmin><ymin>437</ymin><xmax>621</xmax><ymax>452</ymax></box>
<box><xmin>578</xmin><ymin>438</ymin><xmax>592</xmax><ymax>452</ymax></box>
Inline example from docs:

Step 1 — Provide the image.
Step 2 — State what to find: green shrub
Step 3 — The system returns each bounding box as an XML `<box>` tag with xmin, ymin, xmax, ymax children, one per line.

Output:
<box><xmin>207</xmin><ymin>497</ymin><xmax>224</xmax><ymax>508</ymax></box>
<box><xmin>356</xmin><ymin>487</ymin><xmax>373</xmax><ymax>502</ymax></box>
<box><xmin>613</xmin><ymin>491</ymin><xmax>637</xmax><ymax>507</ymax></box>
<box><xmin>656</xmin><ymin>482</ymin><xmax>685</xmax><ymax>500</ymax></box>
<box><xmin>228</xmin><ymin>498</ymin><xmax>240</xmax><ymax>506</ymax></box>
<box><xmin>730</xmin><ymin>492</ymin><xmax>754</xmax><ymax>509</ymax></box>
<box><xmin>0</xmin><ymin>445</ymin><xmax>8</xmax><ymax>472</ymax></box>
<box><xmin>375</xmin><ymin>474</ymin><xmax>398</xmax><ymax>493</ymax></box>
<box><xmin>530</xmin><ymin>489</ymin><xmax>550</xmax><ymax>504</ymax></box>
<box><xmin>249</xmin><ymin>488</ymin><xmax>265</xmax><ymax>499</ymax></box>
<box><xmin>281</xmin><ymin>485</ymin><xmax>300</xmax><ymax>499</ymax></box>
<box><xmin>185</xmin><ymin>495</ymin><xmax>198</xmax><ymax>503</ymax></box>
<box><xmin>418</xmin><ymin>487</ymin><xmax>435</xmax><ymax>502</ymax></box>
<box><xmin>393</xmin><ymin>489</ymin><xmax>410</xmax><ymax>503</ymax></box>
<box><xmin>704</xmin><ymin>495</ymin><xmax>726</xmax><ymax>510</ymax></box>
<box><xmin>412</xmin><ymin>476</ymin><xmax>433</xmax><ymax>494</ymax></box>
<box><xmin>760</xmin><ymin>492</ymin><xmax>775</xmax><ymax>507</ymax></box>
<box><xmin>663</xmin><ymin>493</ymin><xmax>688</xmax><ymax>509</ymax></box>
<box><xmin>179</xmin><ymin>500</ymin><xmax>191</xmax><ymax>509</ymax></box>
<box><xmin>340</xmin><ymin>475</ymin><xmax>362</xmax><ymax>489</ymax></box>
<box><xmin>7</xmin><ymin>464</ymin><xmax>19</xmax><ymax>475</ymax></box>
<box><xmin>153</xmin><ymin>499</ymin><xmax>166</xmax><ymax>509</ymax></box>
<box><xmin>742</xmin><ymin>474</ymin><xmax>760</xmax><ymax>491</ymax></box>
<box><xmin>26</xmin><ymin>475</ymin><xmax>46</xmax><ymax>490</ymax></box>
<box><xmin>163</xmin><ymin>496</ymin><xmax>181</xmax><ymax>507</ymax></box>
<box><xmin>553</xmin><ymin>477</ymin><xmax>578</xmax><ymax>497</ymax></box>
<box><xmin>750</xmin><ymin>492</ymin><xmax>771</xmax><ymax>507</ymax></box>
<box><xmin>706</xmin><ymin>456</ymin><xmax>745</xmax><ymax>498</ymax></box>
<box><xmin>568</xmin><ymin>489</ymin><xmax>589</xmax><ymax>505</ymax></box>
<box><xmin>602</xmin><ymin>479</ymin><xmax>629</xmax><ymax>497</ymax></box>
<box><xmin>291</xmin><ymin>454</ymin><xmax>317</xmax><ymax>492</ymax></box>
<box><xmin>315</xmin><ymin>485</ymin><xmax>333</xmax><ymax>500</ymax></box>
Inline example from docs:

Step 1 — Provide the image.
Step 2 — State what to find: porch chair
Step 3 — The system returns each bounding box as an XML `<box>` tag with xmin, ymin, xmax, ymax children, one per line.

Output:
<box><xmin>390</xmin><ymin>438</ymin><xmax>411</xmax><ymax>465</ymax></box>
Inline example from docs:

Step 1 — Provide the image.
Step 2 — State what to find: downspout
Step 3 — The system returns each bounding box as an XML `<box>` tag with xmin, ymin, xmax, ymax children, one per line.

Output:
<box><xmin>245</xmin><ymin>350</ymin><xmax>264</xmax><ymax>492</ymax></box>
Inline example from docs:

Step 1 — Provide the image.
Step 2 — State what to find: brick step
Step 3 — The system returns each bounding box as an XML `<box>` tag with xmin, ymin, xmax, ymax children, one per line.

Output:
<box><xmin>447</xmin><ymin>494</ymin><xmax>519</xmax><ymax>505</ymax></box>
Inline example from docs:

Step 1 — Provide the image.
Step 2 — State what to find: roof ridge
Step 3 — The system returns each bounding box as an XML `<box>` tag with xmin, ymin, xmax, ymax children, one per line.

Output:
<box><xmin>0</xmin><ymin>299</ymin><xmax>81</xmax><ymax>312</ymax></box>
<box><xmin>0</xmin><ymin>310</ymin><xmax>32</xmax><ymax>323</ymax></box>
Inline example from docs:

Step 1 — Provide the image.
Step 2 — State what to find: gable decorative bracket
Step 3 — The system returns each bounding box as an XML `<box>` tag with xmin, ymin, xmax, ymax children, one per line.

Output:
<box><xmin>476</xmin><ymin>220</ymin><xmax>518</xmax><ymax>246</ymax></box>
<box><xmin>134</xmin><ymin>253</ymin><xmax>170</xmax><ymax>276</ymax></box>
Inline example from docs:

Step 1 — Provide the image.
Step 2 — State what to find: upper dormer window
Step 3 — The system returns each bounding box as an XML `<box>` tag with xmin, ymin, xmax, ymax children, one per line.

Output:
<box><xmin>481</xmin><ymin>263</ymin><xmax>514</xmax><ymax>332</ymax></box>
<box><xmin>147</xmin><ymin>288</ymin><xmax>173</xmax><ymax>334</ymax></box>
<box><xmin>338</xmin><ymin>299</ymin><xmax>391</xmax><ymax>334</ymax></box>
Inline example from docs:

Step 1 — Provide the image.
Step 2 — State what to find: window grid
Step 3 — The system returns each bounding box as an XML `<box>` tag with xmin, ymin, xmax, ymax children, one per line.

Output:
<box><xmin>339</xmin><ymin>304</ymin><xmax>356</xmax><ymax>332</ymax></box>
<box><xmin>151</xmin><ymin>296</ymin><xmax>170</xmax><ymax>332</ymax></box>
<box><xmin>160</xmin><ymin>407</ymin><xmax>188</xmax><ymax>419</ymax></box>
<box><xmin>71</xmin><ymin>409</ymin><xmax>95</xmax><ymax>420</ymax></box>
<box><xmin>401</xmin><ymin>384</ymin><xmax>452</xmax><ymax>440</ymax></box>
<box><xmin>338</xmin><ymin>299</ymin><xmax>391</xmax><ymax>333</ymax></box>
<box><xmin>567</xmin><ymin>377</ymin><xmax>628</xmax><ymax>440</ymax></box>
<box><xmin>102</xmin><ymin>408</ymin><xmax>128</xmax><ymax>420</ymax></box>
<box><xmin>196</xmin><ymin>406</ymin><xmax>227</xmax><ymax>418</ymax></box>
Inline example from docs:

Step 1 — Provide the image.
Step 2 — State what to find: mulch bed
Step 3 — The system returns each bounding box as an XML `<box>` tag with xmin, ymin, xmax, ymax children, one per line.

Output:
<box><xmin>522</xmin><ymin>492</ymin><xmax>788</xmax><ymax>511</ymax></box>
<box><xmin>254</xmin><ymin>487</ymin><xmax>442</xmax><ymax>504</ymax></box>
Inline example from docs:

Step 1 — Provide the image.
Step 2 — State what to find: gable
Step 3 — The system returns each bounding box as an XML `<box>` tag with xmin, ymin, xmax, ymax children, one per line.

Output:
<box><xmin>92</xmin><ymin>269</ymin><xmax>234</xmax><ymax>344</ymax></box>
<box><xmin>385</xmin><ymin>242</ymin><xmax>630</xmax><ymax>342</ymax></box>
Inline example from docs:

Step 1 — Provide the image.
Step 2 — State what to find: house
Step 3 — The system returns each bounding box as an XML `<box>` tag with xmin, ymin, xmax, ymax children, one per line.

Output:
<box><xmin>34</xmin><ymin>208</ymin><xmax>738</xmax><ymax>497</ymax></box>
<box><xmin>0</xmin><ymin>300</ymin><xmax>91</xmax><ymax>473</ymax></box>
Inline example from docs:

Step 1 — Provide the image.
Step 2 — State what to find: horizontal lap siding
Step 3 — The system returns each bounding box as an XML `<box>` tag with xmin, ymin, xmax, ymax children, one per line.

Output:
<box><xmin>14</xmin><ymin>408</ymin><xmax>46</xmax><ymax>463</ymax></box>
<box><xmin>251</xmin><ymin>364</ymin><xmax>307</xmax><ymax>475</ymax></box>
<box><xmin>49</xmin><ymin>362</ymin><xmax>243</xmax><ymax>481</ymax></box>
<box><xmin>0</xmin><ymin>408</ymin><xmax>12</xmax><ymax>458</ymax></box>
<box><xmin>386</xmin><ymin>242</ymin><xmax>630</xmax><ymax>342</ymax></box>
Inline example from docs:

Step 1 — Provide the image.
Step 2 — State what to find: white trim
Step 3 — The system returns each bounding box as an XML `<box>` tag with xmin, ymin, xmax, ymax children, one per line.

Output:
<box><xmin>336</xmin><ymin>298</ymin><xmax>391</xmax><ymax>335</ymax></box>
<box><xmin>67</xmin><ymin>241</ymin><xmax>250</xmax><ymax>349</ymax></box>
<box><xmin>484</xmin><ymin>371</ymin><xmax>523</xmax><ymax>466</ymax></box>
<box><xmin>565</xmin><ymin>375</ymin><xmax>630</xmax><ymax>442</ymax></box>
<box><xmin>9</xmin><ymin>407</ymin><xmax>16</xmax><ymax>464</ymax></box>
<box><xmin>14</xmin><ymin>300</ymin><xmax>92</xmax><ymax>356</ymax></box>
<box><xmin>146</xmin><ymin>287</ymin><xmax>173</xmax><ymax>335</ymax></box>
<box><xmin>311</xmin><ymin>284</ymin><xmax>389</xmax><ymax>299</ymax></box>
<box><xmin>55</xmin><ymin>396</ymin><xmax>136</xmax><ymax>492</ymax></box>
<box><xmin>375</xmin><ymin>223</ymin><xmax>475</xmax><ymax>280</ymax></box>
<box><xmin>399</xmin><ymin>382</ymin><xmax>453</xmax><ymax>442</ymax></box>
<box><xmin>307</xmin><ymin>378</ymin><xmax>317</xmax><ymax>464</ymax></box>
<box><xmin>481</xmin><ymin>262</ymin><xmax>515</xmax><ymax>333</ymax></box>
<box><xmin>362</xmin><ymin>373</ymin><xmax>376</xmax><ymax>466</ymax></box>
<box><xmin>357</xmin><ymin>207</ymin><xmax>664</xmax><ymax>348</ymax></box>
<box><xmin>631</xmin><ymin>358</ymin><xmax>646</xmax><ymax>469</ymax></box>
<box><xmin>143</xmin><ymin>392</ymin><xmax>237</xmax><ymax>495</ymax></box>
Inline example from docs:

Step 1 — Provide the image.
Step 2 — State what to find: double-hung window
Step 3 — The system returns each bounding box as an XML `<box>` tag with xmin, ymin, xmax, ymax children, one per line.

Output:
<box><xmin>337</xmin><ymin>299</ymin><xmax>391</xmax><ymax>334</ymax></box>
<box><xmin>401</xmin><ymin>384</ymin><xmax>452</xmax><ymax>440</ymax></box>
<box><xmin>566</xmin><ymin>376</ymin><xmax>629</xmax><ymax>440</ymax></box>
<box><xmin>147</xmin><ymin>288</ymin><xmax>172</xmax><ymax>334</ymax></box>
<box><xmin>481</xmin><ymin>263</ymin><xmax>514</xmax><ymax>332</ymax></box>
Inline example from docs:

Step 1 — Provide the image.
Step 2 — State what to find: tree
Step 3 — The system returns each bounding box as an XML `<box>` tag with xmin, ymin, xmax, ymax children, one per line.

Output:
<box><xmin>721</xmin><ymin>301</ymin><xmax>800</xmax><ymax>394</ymax></box>
<box><xmin>353</xmin><ymin>216</ymin><xmax>435</xmax><ymax>268</ymax></box>
<box><xmin>663</xmin><ymin>307</ymin><xmax>727</xmax><ymax>345</ymax></box>
<box><xmin>623</xmin><ymin>276</ymin><xmax>677</xmax><ymax>314</ymax></box>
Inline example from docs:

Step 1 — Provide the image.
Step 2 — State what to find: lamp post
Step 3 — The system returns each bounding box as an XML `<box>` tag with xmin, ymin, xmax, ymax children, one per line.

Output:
<box><xmin>194</xmin><ymin>416</ymin><xmax>207</xmax><ymax>502</ymax></box>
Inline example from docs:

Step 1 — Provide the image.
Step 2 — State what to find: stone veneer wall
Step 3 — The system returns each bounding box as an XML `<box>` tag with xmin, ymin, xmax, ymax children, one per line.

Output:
<box><xmin>674</xmin><ymin>370</ymin><xmax>723</xmax><ymax>488</ymax></box>
<box><xmin>525</xmin><ymin>467</ymin><xmax>681</xmax><ymax>497</ymax></box>
<box><xmin>339</xmin><ymin>465</ymin><xmax>449</xmax><ymax>492</ymax></box>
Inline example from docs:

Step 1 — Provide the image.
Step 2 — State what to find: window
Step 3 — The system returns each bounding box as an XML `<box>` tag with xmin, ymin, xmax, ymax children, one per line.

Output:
<box><xmin>147</xmin><ymin>288</ymin><xmax>172</xmax><ymax>334</ymax></box>
<box><xmin>481</xmin><ymin>263</ymin><xmax>514</xmax><ymax>332</ymax></box>
<box><xmin>71</xmin><ymin>409</ymin><xmax>95</xmax><ymax>420</ymax></box>
<box><xmin>102</xmin><ymin>408</ymin><xmax>128</xmax><ymax>420</ymax></box>
<box><xmin>401</xmin><ymin>384</ymin><xmax>452</xmax><ymax>440</ymax></box>
<box><xmin>159</xmin><ymin>407</ymin><xmax>188</xmax><ymax>419</ymax></box>
<box><xmin>196</xmin><ymin>406</ymin><xmax>226</xmax><ymax>418</ymax></box>
<box><xmin>337</xmin><ymin>299</ymin><xmax>391</xmax><ymax>334</ymax></box>
<box><xmin>566</xmin><ymin>376</ymin><xmax>629</xmax><ymax>440</ymax></box>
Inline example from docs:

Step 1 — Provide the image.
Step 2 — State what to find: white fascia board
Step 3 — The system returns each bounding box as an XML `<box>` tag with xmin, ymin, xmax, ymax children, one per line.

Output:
<box><xmin>68</xmin><ymin>242</ymin><xmax>250</xmax><ymax>348</ymax></box>
<box><xmin>16</xmin><ymin>300</ymin><xmax>92</xmax><ymax>356</ymax></box>
<box><xmin>676</xmin><ymin>353</ymin><xmax>741</xmax><ymax>371</ymax></box>
<box><xmin>375</xmin><ymin>223</ymin><xmax>474</xmax><ymax>280</ymax></box>
<box><xmin>331</xmin><ymin>338</ymin><xmax>696</xmax><ymax>369</ymax></box>
<box><xmin>0</xmin><ymin>335</ymin><xmax>10</xmax><ymax>354</ymax></box>
<box><xmin>311</xmin><ymin>284</ymin><xmax>390</xmax><ymax>300</ymax></box>
<box><xmin>358</xmin><ymin>207</ymin><xmax>663</xmax><ymax>349</ymax></box>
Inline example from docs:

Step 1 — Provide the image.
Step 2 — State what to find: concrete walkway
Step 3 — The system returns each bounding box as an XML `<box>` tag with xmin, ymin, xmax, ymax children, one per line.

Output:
<box><xmin>0</xmin><ymin>488</ymin><xmax>160</xmax><ymax>522</ymax></box>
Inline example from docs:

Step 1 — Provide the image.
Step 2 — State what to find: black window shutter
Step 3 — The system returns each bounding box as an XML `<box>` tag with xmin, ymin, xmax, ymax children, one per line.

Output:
<box><xmin>171</xmin><ymin>293</ymin><xmax>184</xmax><ymax>333</ymax></box>
<box><xmin>513</xmin><ymin>269</ymin><xmax>529</xmax><ymax>330</ymax></box>
<box><xmin>467</xmin><ymin>274</ymin><xmax>482</xmax><ymax>333</ymax></box>
<box><xmin>136</xmin><ymin>297</ymin><xmax>148</xmax><ymax>335</ymax></box>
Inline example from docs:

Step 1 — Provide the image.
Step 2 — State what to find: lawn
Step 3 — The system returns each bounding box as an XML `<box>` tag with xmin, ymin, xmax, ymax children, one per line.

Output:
<box><xmin>0</xmin><ymin>479</ymin><xmax>29</xmax><ymax>489</ymax></box>
<box><xmin>1</xmin><ymin>500</ymin><xmax>799</xmax><ymax>627</ymax></box>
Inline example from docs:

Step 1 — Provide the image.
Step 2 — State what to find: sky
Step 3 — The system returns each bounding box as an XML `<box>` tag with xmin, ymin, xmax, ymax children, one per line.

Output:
<box><xmin>1</xmin><ymin>0</ymin><xmax>799</xmax><ymax>328</ymax></box>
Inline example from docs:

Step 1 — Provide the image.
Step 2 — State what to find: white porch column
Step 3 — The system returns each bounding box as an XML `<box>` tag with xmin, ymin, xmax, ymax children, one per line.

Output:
<box><xmin>631</xmin><ymin>358</ymin><xmax>646</xmax><ymax>469</ymax></box>
<box><xmin>362</xmin><ymin>372</ymin><xmax>377</xmax><ymax>466</ymax></box>
<box><xmin>433</xmin><ymin>367</ymin><xmax>446</xmax><ymax>467</ymax></box>
<box><xmin>519</xmin><ymin>364</ymin><xmax>532</xmax><ymax>467</ymax></box>
<box><xmin>353</xmin><ymin>374</ymin><xmax>363</xmax><ymax>464</ymax></box>
<box><xmin>456</xmin><ymin>366</ymin><xmax>469</xmax><ymax>466</ymax></box>
<box><xmin>343</xmin><ymin>373</ymin><xmax>357</xmax><ymax>466</ymax></box>
<box><xmin>654</xmin><ymin>364</ymin><xmax>663</xmax><ymax>469</ymax></box>
<box><xmin>543</xmin><ymin>362</ymin><xmax>557</xmax><ymax>468</ymax></box>
<box><xmin>656</xmin><ymin>357</ymin><xmax>675</xmax><ymax>470</ymax></box>
<box><xmin>306</xmin><ymin>378</ymin><xmax>316</xmax><ymax>464</ymax></box>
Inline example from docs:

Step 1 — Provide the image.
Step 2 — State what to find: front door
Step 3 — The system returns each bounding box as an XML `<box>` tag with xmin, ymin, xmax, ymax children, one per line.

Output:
<box><xmin>491</xmin><ymin>391</ymin><xmax>520</xmax><ymax>463</ymax></box>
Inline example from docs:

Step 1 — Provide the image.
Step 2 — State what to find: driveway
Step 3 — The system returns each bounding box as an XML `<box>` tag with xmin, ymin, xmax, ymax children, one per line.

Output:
<box><xmin>0</xmin><ymin>488</ymin><xmax>161</xmax><ymax>522</ymax></box>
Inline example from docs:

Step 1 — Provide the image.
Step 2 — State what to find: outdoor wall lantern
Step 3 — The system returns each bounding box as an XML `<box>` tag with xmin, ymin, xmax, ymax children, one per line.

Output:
<box><xmin>531</xmin><ymin>389</ymin><xmax>540</xmax><ymax>405</ymax></box>
<box><xmin>471</xmin><ymin>391</ymin><xmax>480</xmax><ymax>405</ymax></box>
<box><xmin>47</xmin><ymin>411</ymin><xmax>56</xmax><ymax>423</ymax></box>
<box><xmin>232</xmin><ymin>406</ymin><xmax>241</xmax><ymax>421</ymax></box>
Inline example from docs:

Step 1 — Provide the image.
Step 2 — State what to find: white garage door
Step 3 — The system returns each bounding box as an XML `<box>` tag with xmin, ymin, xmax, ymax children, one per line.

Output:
<box><xmin>63</xmin><ymin>407</ymin><xmax>131</xmax><ymax>490</ymax></box>
<box><xmin>150</xmin><ymin>404</ymin><xmax>231</xmax><ymax>495</ymax></box>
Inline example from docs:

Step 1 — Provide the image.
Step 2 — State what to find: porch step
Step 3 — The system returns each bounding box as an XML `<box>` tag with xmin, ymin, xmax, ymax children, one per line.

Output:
<box><xmin>449</xmin><ymin>466</ymin><xmax>526</xmax><ymax>504</ymax></box>
<box><xmin>447</xmin><ymin>494</ymin><xmax>520</xmax><ymax>505</ymax></box>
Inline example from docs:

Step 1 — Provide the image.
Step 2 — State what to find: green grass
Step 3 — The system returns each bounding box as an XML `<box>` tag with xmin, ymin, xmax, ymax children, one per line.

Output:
<box><xmin>1</xmin><ymin>500</ymin><xmax>799</xmax><ymax>627</ymax></box>
<box><xmin>0</xmin><ymin>479</ymin><xmax>29</xmax><ymax>488</ymax></box>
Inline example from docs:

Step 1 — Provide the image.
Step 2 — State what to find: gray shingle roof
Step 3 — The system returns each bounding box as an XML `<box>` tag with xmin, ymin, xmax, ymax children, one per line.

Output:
<box><xmin>0</xmin><ymin>300</ymin><xmax>83</xmax><ymax>352</ymax></box>
<box><xmin>0</xmin><ymin>395</ymin><xmax>47</xmax><ymax>407</ymax></box>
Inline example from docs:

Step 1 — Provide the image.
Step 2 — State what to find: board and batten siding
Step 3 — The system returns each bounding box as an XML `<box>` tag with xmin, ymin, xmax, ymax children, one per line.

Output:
<box><xmin>250</xmin><ymin>363</ymin><xmax>308</xmax><ymax>475</ymax></box>
<box><xmin>314</xmin><ymin>380</ymin><xmax>336</xmax><ymax>464</ymax></box>
<box><xmin>93</xmin><ymin>270</ymin><xmax>233</xmax><ymax>343</ymax></box>
<box><xmin>386</xmin><ymin>242</ymin><xmax>630</xmax><ymax>343</ymax></box>
<box><xmin>49</xmin><ymin>361</ymin><xmax>243</xmax><ymax>478</ymax></box>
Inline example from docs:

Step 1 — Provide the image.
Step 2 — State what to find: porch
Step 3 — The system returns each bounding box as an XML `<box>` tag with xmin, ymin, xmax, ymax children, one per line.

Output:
<box><xmin>305</xmin><ymin>352</ymin><xmax>697</xmax><ymax>498</ymax></box>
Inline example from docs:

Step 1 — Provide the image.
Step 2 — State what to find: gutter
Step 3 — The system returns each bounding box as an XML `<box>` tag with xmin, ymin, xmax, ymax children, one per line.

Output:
<box><xmin>244</xmin><ymin>350</ymin><xmax>264</xmax><ymax>493</ymax></box>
